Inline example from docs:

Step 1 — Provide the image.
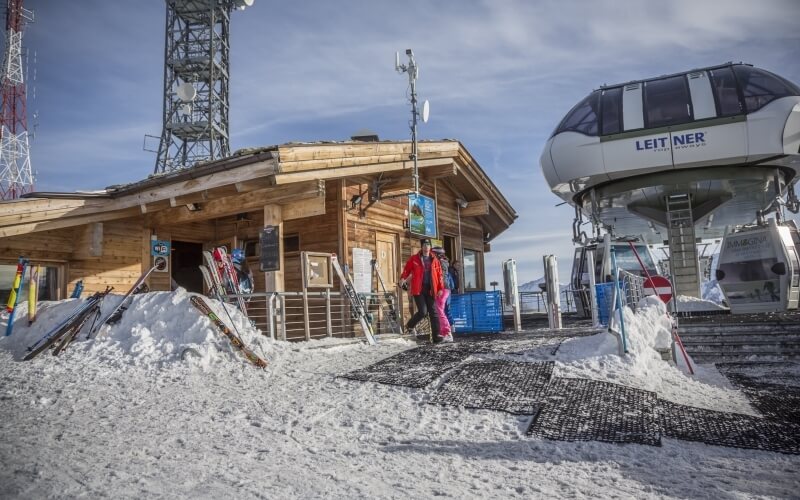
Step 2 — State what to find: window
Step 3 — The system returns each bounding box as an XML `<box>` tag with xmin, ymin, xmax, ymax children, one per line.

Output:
<box><xmin>733</xmin><ymin>65</ymin><xmax>800</xmax><ymax>113</ymax></box>
<box><xmin>644</xmin><ymin>76</ymin><xmax>692</xmax><ymax>128</ymax></box>
<box><xmin>600</xmin><ymin>87</ymin><xmax>623</xmax><ymax>135</ymax></box>
<box><xmin>463</xmin><ymin>249</ymin><xmax>480</xmax><ymax>290</ymax></box>
<box><xmin>283</xmin><ymin>235</ymin><xmax>300</xmax><ymax>253</ymax></box>
<box><xmin>553</xmin><ymin>91</ymin><xmax>600</xmax><ymax>137</ymax></box>
<box><xmin>709</xmin><ymin>67</ymin><xmax>743</xmax><ymax>116</ymax></box>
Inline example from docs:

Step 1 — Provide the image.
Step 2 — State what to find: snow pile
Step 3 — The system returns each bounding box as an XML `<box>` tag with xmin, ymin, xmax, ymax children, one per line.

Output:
<box><xmin>677</xmin><ymin>294</ymin><xmax>727</xmax><ymax>311</ymax></box>
<box><xmin>553</xmin><ymin>296</ymin><xmax>752</xmax><ymax>413</ymax></box>
<box><xmin>0</xmin><ymin>289</ymin><xmax>276</xmax><ymax>370</ymax></box>
<box><xmin>701</xmin><ymin>279</ymin><xmax>726</xmax><ymax>306</ymax></box>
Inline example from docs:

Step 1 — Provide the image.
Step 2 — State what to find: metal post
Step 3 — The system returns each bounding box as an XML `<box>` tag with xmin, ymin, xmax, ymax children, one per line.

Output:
<box><xmin>279</xmin><ymin>295</ymin><xmax>287</xmax><ymax>341</ymax></box>
<box><xmin>325</xmin><ymin>288</ymin><xmax>332</xmax><ymax>337</ymax></box>
<box><xmin>268</xmin><ymin>293</ymin><xmax>276</xmax><ymax>340</ymax></box>
<box><xmin>586</xmin><ymin>250</ymin><xmax>599</xmax><ymax>327</ymax></box>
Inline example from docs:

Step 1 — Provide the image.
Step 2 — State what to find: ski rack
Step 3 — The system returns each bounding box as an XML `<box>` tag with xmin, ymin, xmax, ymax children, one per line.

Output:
<box><xmin>331</xmin><ymin>254</ymin><xmax>376</xmax><ymax>345</ymax></box>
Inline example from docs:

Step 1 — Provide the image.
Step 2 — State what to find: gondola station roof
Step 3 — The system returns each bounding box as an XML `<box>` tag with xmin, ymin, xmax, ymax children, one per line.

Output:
<box><xmin>0</xmin><ymin>140</ymin><xmax>517</xmax><ymax>240</ymax></box>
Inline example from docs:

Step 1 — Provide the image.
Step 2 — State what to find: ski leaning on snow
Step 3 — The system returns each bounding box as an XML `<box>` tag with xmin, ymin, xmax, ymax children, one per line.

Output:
<box><xmin>90</xmin><ymin>260</ymin><xmax>166</xmax><ymax>338</ymax></box>
<box><xmin>331</xmin><ymin>254</ymin><xmax>376</xmax><ymax>345</ymax></box>
<box><xmin>24</xmin><ymin>288</ymin><xmax>114</xmax><ymax>361</ymax></box>
<box><xmin>189</xmin><ymin>295</ymin><xmax>267</xmax><ymax>368</ymax></box>
<box><xmin>4</xmin><ymin>257</ymin><xmax>29</xmax><ymax>337</ymax></box>
<box><xmin>28</xmin><ymin>265</ymin><xmax>40</xmax><ymax>326</ymax></box>
<box><xmin>52</xmin><ymin>290</ymin><xmax>109</xmax><ymax>356</ymax></box>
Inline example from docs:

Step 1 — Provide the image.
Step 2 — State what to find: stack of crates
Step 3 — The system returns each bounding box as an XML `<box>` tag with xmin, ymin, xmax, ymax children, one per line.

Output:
<box><xmin>449</xmin><ymin>291</ymin><xmax>503</xmax><ymax>334</ymax></box>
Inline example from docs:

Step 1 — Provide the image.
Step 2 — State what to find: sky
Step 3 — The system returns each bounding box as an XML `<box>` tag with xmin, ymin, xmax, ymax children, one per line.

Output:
<box><xmin>19</xmin><ymin>0</ymin><xmax>800</xmax><ymax>285</ymax></box>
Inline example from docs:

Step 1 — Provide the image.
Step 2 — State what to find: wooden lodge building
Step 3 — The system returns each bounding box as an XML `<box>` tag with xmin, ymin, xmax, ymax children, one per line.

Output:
<box><xmin>0</xmin><ymin>140</ymin><xmax>517</xmax><ymax>340</ymax></box>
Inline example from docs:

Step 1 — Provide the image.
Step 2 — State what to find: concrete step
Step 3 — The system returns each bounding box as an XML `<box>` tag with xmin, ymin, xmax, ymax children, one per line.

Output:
<box><xmin>690</xmin><ymin>351</ymin><xmax>800</xmax><ymax>364</ymax></box>
<box><xmin>681</xmin><ymin>336</ymin><xmax>800</xmax><ymax>346</ymax></box>
<box><xmin>679</xmin><ymin>324</ymin><xmax>800</xmax><ymax>335</ymax></box>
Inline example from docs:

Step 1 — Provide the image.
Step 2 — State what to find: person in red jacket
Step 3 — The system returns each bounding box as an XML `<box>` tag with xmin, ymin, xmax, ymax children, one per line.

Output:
<box><xmin>399</xmin><ymin>238</ymin><xmax>444</xmax><ymax>342</ymax></box>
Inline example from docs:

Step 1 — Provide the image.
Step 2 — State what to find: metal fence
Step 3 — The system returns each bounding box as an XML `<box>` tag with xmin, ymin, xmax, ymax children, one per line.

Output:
<box><xmin>222</xmin><ymin>290</ymin><xmax>402</xmax><ymax>342</ymax></box>
<box><xmin>499</xmin><ymin>289</ymin><xmax>577</xmax><ymax>315</ymax></box>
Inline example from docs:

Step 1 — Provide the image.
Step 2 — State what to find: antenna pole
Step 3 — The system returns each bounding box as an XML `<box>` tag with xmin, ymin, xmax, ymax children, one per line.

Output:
<box><xmin>397</xmin><ymin>49</ymin><xmax>420</xmax><ymax>195</ymax></box>
<box><xmin>0</xmin><ymin>0</ymin><xmax>34</xmax><ymax>200</ymax></box>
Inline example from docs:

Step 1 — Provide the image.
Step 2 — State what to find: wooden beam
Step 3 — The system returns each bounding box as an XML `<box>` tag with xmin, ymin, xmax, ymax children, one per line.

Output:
<box><xmin>146</xmin><ymin>180</ymin><xmax>324</xmax><ymax>226</ymax></box>
<box><xmin>281</xmin><ymin>195</ymin><xmax>325</xmax><ymax>221</ymax></box>
<box><xmin>460</xmin><ymin>199</ymin><xmax>489</xmax><ymax>217</ymax></box>
<box><xmin>263</xmin><ymin>204</ymin><xmax>284</xmax><ymax>293</ymax></box>
<box><xmin>0</xmin><ymin>198</ymin><xmax>106</xmax><ymax>227</ymax></box>
<box><xmin>0</xmin><ymin>207</ymin><xmax>143</xmax><ymax>238</ymax></box>
<box><xmin>271</xmin><ymin>158</ymin><xmax>453</xmax><ymax>186</ymax></box>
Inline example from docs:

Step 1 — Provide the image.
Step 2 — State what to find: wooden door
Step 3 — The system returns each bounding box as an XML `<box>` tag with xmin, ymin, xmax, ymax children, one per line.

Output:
<box><xmin>375</xmin><ymin>232</ymin><xmax>397</xmax><ymax>291</ymax></box>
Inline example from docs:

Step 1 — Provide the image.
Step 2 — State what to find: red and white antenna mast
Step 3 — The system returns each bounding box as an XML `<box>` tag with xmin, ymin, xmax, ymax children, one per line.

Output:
<box><xmin>0</xmin><ymin>0</ymin><xmax>33</xmax><ymax>200</ymax></box>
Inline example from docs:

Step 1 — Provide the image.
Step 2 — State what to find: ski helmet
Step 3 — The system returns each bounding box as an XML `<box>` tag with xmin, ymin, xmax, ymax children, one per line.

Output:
<box><xmin>232</xmin><ymin>248</ymin><xmax>245</xmax><ymax>264</ymax></box>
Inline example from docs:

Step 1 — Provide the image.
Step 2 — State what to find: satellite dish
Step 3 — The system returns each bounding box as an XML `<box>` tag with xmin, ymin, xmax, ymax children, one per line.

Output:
<box><xmin>176</xmin><ymin>82</ymin><xmax>196</xmax><ymax>102</ymax></box>
<box><xmin>422</xmin><ymin>100</ymin><xmax>430</xmax><ymax>123</ymax></box>
<box><xmin>233</xmin><ymin>0</ymin><xmax>254</xmax><ymax>10</ymax></box>
<box><xmin>178</xmin><ymin>103</ymin><xmax>192</xmax><ymax>117</ymax></box>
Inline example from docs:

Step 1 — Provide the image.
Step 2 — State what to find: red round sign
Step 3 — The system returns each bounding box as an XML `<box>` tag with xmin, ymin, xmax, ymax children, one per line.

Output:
<box><xmin>643</xmin><ymin>275</ymin><xmax>673</xmax><ymax>303</ymax></box>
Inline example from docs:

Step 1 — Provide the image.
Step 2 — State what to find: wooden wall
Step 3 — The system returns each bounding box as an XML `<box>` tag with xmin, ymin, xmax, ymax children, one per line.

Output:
<box><xmin>66</xmin><ymin>219</ymin><xmax>146</xmax><ymax>296</ymax></box>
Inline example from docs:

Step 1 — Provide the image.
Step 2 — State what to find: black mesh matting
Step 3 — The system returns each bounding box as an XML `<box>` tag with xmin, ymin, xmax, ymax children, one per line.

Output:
<box><xmin>427</xmin><ymin>360</ymin><xmax>553</xmax><ymax>415</ymax></box>
<box><xmin>340</xmin><ymin>345</ymin><xmax>470</xmax><ymax>388</ymax></box>
<box><xmin>526</xmin><ymin>377</ymin><xmax>661</xmax><ymax>446</ymax></box>
<box><xmin>658</xmin><ymin>399</ymin><xmax>800</xmax><ymax>455</ymax></box>
<box><xmin>716</xmin><ymin>362</ymin><xmax>800</xmax><ymax>424</ymax></box>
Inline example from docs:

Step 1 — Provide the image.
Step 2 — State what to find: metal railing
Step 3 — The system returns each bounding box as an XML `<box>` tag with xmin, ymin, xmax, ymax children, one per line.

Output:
<box><xmin>499</xmin><ymin>290</ymin><xmax>577</xmax><ymax>315</ymax></box>
<box><xmin>219</xmin><ymin>290</ymin><xmax>402</xmax><ymax>342</ymax></box>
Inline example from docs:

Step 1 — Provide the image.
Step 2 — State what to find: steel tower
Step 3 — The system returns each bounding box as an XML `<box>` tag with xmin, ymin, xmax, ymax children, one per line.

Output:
<box><xmin>154</xmin><ymin>0</ymin><xmax>253</xmax><ymax>174</ymax></box>
<box><xmin>0</xmin><ymin>0</ymin><xmax>33</xmax><ymax>200</ymax></box>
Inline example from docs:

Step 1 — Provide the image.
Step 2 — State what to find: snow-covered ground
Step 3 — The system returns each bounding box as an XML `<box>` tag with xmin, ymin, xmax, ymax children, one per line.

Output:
<box><xmin>1</xmin><ymin>291</ymin><xmax>798</xmax><ymax>499</ymax></box>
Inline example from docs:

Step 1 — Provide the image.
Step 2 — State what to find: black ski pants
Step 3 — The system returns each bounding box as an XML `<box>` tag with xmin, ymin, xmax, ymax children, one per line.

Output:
<box><xmin>407</xmin><ymin>284</ymin><xmax>440</xmax><ymax>337</ymax></box>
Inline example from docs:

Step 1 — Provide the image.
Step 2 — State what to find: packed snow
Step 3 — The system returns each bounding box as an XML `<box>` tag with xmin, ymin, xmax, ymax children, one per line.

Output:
<box><xmin>676</xmin><ymin>293</ymin><xmax>727</xmax><ymax>312</ymax></box>
<box><xmin>1</xmin><ymin>290</ymin><xmax>797</xmax><ymax>498</ymax></box>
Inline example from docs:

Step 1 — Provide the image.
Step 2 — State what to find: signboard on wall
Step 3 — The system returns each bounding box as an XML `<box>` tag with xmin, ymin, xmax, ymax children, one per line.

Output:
<box><xmin>259</xmin><ymin>225</ymin><xmax>280</xmax><ymax>272</ymax></box>
<box><xmin>352</xmin><ymin>248</ymin><xmax>373</xmax><ymax>294</ymax></box>
<box><xmin>302</xmin><ymin>252</ymin><xmax>333</xmax><ymax>289</ymax></box>
<box><xmin>408</xmin><ymin>193</ymin><xmax>437</xmax><ymax>238</ymax></box>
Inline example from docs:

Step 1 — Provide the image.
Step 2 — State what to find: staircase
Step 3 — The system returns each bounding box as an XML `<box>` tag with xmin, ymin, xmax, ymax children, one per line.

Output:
<box><xmin>678</xmin><ymin>312</ymin><xmax>800</xmax><ymax>363</ymax></box>
<box><xmin>666</xmin><ymin>193</ymin><xmax>701</xmax><ymax>298</ymax></box>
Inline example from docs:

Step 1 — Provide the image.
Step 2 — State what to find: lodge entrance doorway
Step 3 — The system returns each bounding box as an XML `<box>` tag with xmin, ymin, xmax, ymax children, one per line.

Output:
<box><xmin>171</xmin><ymin>240</ymin><xmax>204</xmax><ymax>293</ymax></box>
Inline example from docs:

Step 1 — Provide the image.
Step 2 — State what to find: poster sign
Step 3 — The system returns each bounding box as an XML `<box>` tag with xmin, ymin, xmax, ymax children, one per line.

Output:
<box><xmin>303</xmin><ymin>252</ymin><xmax>333</xmax><ymax>288</ymax></box>
<box><xmin>259</xmin><ymin>225</ymin><xmax>280</xmax><ymax>272</ymax></box>
<box><xmin>352</xmin><ymin>248</ymin><xmax>373</xmax><ymax>294</ymax></box>
<box><xmin>151</xmin><ymin>240</ymin><xmax>171</xmax><ymax>256</ymax></box>
<box><xmin>408</xmin><ymin>193</ymin><xmax>437</xmax><ymax>238</ymax></box>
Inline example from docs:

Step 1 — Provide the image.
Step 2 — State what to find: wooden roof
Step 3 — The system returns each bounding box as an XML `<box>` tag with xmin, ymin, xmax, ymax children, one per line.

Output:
<box><xmin>0</xmin><ymin>140</ymin><xmax>517</xmax><ymax>239</ymax></box>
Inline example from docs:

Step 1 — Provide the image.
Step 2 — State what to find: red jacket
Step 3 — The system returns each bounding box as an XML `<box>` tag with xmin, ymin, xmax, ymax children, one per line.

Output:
<box><xmin>400</xmin><ymin>252</ymin><xmax>444</xmax><ymax>297</ymax></box>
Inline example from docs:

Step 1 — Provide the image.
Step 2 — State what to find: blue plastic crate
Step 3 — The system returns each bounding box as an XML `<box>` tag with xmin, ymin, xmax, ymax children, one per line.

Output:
<box><xmin>595</xmin><ymin>283</ymin><xmax>615</xmax><ymax>326</ymax></box>
<box><xmin>450</xmin><ymin>291</ymin><xmax>503</xmax><ymax>334</ymax></box>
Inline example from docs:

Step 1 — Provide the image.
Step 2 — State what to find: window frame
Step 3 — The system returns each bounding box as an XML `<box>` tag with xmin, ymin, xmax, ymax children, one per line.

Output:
<box><xmin>462</xmin><ymin>248</ymin><xmax>484</xmax><ymax>291</ymax></box>
<box><xmin>599</xmin><ymin>86</ymin><xmax>624</xmax><ymax>136</ymax></box>
<box><xmin>642</xmin><ymin>75</ymin><xmax>694</xmax><ymax>129</ymax></box>
<box><xmin>708</xmin><ymin>66</ymin><xmax>745</xmax><ymax>118</ymax></box>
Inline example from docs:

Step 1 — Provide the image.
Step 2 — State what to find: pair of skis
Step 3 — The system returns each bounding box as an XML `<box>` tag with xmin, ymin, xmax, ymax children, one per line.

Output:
<box><xmin>190</xmin><ymin>295</ymin><xmax>267</xmax><ymax>368</ymax></box>
<box><xmin>371</xmin><ymin>259</ymin><xmax>402</xmax><ymax>335</ymax></box>
<box><xmin>90</xmin><ymin>260</ymin><xmax>165</xmax><ymax>340</ymax></box>
<box><xmin>24</xmin><ymin>287</ymin><xmax>114</xmax><ymax>361</ymax></box>
<box><xmin>201</xmin><ymin>248</ymin><xmax>248</xmax><ymax>316</ymax></box>
<box><xmin>331</xmin><ymin>254</ymin><xmax>376</xmax><ymax>345</ymax></box>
